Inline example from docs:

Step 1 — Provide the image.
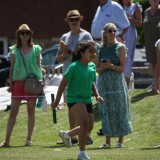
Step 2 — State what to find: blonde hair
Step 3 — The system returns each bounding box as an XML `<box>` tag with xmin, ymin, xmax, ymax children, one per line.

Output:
<box><xmin>102</xmin><ymin>23</ymin><xmax>117</xmax><ymax>44</ymax></box>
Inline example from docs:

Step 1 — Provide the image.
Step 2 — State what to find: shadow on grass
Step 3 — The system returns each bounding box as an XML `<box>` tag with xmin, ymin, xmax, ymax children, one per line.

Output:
<box><xmin>131</xmin><ymin>91</ymin><xmax>156</xmax><ymax>103</ymax></box>
<box><xmin>140</xmin><ymin>147</ymin><xmax>160</xmax><ymax>150</ymax></box>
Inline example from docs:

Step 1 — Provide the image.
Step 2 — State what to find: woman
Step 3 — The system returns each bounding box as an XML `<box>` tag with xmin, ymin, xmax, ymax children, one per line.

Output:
<box><xmin>143</xmin><ymin>0</ymin><xmax>160</xmax><ymax>93</ymax></box>
<box><xmin>96</xmin><ymin>23</ymin><xmax>132</xmax><ymax>148</ymax></box>
<box><xmin>0</xmin><ymin>24</ymin><xmax>42</xmax><ymax>147</ymax></box>
<box><xmin>118</xmin><ymin>0</ymin><xmax>142</xmax><ymax>88</ymax></box>
<box><xmin>51</xmin><ymin>40</ymin><xmax>104</xmax><ymax>160</ymax></box>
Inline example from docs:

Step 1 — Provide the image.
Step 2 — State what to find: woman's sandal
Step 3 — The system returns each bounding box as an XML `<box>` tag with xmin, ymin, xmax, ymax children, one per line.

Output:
<box><xmin>0</xmin><ymin>141</ymin><xmax>11</xmax><ymax>148</ymax></box>
<box><xmin>99</xmin><ymin>143</ymin><xmax>110</xmax><ymax>149</ymax></box>
<box><xmin>25</xmin><ymin>140</ymin><xmax>32</xmax><ymax>146</ymax></box>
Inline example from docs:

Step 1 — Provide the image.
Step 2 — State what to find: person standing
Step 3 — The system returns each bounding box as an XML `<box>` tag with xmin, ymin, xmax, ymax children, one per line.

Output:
<box><xmin>91</xmin><ymin>0</ymin><xmax>130</xmax><ymax>136</ymax></box>
<box><xmin>56</xmin><ymin>9</ymin><xmax>94</xmax><ymax>145</ymax></box>
<box><xmin>51</xmin><ymin>41</ymin><xmax>104</xmax><ymax>160</ymax></box>
<box><xmin>155</xmin><ymin>39</ymin><xmax>160</xmax><ymax>93</ymax></box>
<box><xmin>95</xmin><ymin>23</ymin><xmax>132</xmax><ymax>148</ymax></box>
<box><xmin>118</xmin><ymin>0</ymin><xmax>142</xmax><ymax>87</ymax></box>
<box><xmin>143</xmin><ymin>0</ymin><xmax>160</xmax><ymax>93</ymax></box>
<box><xmin>0</xmin><ymin>24</ymin><xmax>42</xmax><ymax>147</ymax></box>
<box><xmin>91</xmin><ymin>0</ymin><xmax>130</xmax><ymax>43</ymax></box>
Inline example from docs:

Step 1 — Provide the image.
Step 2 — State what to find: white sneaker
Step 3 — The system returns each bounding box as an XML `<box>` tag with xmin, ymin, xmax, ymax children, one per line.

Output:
<box><xmin>77</xmin><ymin>153</ymin><xmax>90</xmax><ymax>160</ymax></box>
<box><xmin>59</xmin><ymin>131</ymin><xmax>72</xmax><ymax>148</ymax></box>
<box><xmin>116</xmin><ymin>143</ymin><xmax>125</xmax><ymax>148</ymax></box>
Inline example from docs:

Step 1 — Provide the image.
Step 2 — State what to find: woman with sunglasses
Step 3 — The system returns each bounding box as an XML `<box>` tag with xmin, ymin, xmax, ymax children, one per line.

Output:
<box><xmin>0</xmin><ymin>24</ymin><xmax>42</xmax><ymax>147</ymax></box>
<box><xmin>95</xmin><ymin>23</ymin><xmax>132</xmax><ymax>149</ymax></box>
<box><xmin>56</xmin><ymin>10</ymin><xmax>94</xmax><ymax>145</ymax></box>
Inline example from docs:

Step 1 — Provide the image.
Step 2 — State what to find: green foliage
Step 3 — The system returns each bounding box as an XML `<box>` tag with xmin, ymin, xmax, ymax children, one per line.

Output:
<box><xmin>0</xmin><ymin>89</ymin><xmax>160</xmax><ymax>160</ymax></box>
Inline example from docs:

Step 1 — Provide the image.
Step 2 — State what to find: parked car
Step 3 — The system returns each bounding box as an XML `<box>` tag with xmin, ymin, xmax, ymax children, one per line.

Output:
<box><xmin>41</xmin><ymin>44</ymin><xmax>63</xmax><ymax>86</ymax></box>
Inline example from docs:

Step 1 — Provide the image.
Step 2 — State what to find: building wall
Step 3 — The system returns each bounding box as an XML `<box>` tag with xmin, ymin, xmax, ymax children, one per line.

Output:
<box><xmin>0</xmin><ymin>0</ymin><xmax>99</xmax><ymax>39</ymax></box>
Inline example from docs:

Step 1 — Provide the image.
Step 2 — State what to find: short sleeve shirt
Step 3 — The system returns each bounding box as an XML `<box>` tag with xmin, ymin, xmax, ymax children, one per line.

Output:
<box><xmin>10</xmin><ymin>45</ymin><xmax>42</xmax><ymax>81</ymax></box>
<box><xmin>64</xmin><ymin>61</ymin><xmax>96</xmax><ymax>104</ymax></box>
<box><xmin>91</xmin><ymin>0</ymin><xmax>130</xmax><ymax>39</ymax></box>
<box><xmin>57</xmin><ymin>30</ymin><xmax>93</xmax><ymax>73</ymax></box>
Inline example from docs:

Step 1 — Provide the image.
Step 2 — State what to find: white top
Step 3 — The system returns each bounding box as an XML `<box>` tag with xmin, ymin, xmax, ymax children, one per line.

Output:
<box><xmin>91</xmin><ymin>0</ymin><xmax>130</xmax><ymax>39</ymax></box>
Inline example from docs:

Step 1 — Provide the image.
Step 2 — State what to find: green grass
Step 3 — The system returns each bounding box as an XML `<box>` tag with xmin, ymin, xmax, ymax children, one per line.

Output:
<box><xmin>0</xmin><ymin>89</ymin><xmax>160</xmax><ymax>160</ymax></box>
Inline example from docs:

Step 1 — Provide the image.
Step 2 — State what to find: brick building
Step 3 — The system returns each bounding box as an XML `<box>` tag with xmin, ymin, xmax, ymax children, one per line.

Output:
<box><xmin>0</xmin><ymin>0</ymin><xmax>99</xmax><ymax>56</ymax></box>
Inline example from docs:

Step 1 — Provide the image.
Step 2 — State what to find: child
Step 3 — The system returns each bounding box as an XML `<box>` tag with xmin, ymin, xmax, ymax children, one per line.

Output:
<box><xmin>51</xmin><ymin>40</ymin><xmax>104</xmax><ymax>160</ymax></box>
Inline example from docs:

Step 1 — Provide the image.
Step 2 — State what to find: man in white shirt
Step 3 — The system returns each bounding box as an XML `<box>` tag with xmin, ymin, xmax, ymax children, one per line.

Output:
<box><xmin>91</xmin><ymin>0</ymin><xmax>130</xmax><ymax>42</ymax></box>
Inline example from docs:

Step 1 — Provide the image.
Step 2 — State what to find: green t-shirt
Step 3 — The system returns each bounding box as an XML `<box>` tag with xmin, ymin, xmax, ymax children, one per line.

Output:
<box><xmin>9</xmin><ymin>45</ymin><xmax>42</xmax><ymax>81</ymax></box>
<box><xmin>64</xmin><ymin>60</ymin><xmax>96</xmax><ymax>104</ymax></box>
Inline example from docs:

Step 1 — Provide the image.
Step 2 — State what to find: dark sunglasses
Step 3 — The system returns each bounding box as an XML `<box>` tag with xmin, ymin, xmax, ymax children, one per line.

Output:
<box><xmin>20</xmin><ymin>31</ymin><xmax>30</xmax><ymax>35</ymax></box>
<box><xmin>106</xmin><ymin>29</ymin><xmax>117</xmax><ymax>33</ymax></box>
<box><xmin>69</xmin><ymin>18</ymin><xmax>79</xmax><ymax>22</ymax></box>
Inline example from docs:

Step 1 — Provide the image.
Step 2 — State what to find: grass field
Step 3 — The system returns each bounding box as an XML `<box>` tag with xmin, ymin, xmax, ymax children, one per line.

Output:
<box><xmin>0</xmin><ymin>89</ymin><xmax>160</xmax><ymax>160</ymax></box>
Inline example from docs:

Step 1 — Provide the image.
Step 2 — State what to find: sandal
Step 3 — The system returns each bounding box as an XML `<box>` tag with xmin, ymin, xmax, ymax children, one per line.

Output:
<box><xmin>116</xmin><ymin>143</ymin><xmax>125</xmax><ymax>148</ymax></box>
<box><xmin>99</xmin><ymin>144</ymin><xmax>110</xmax><ymax>149</ymax></box>
<box><xmin>25</xmin><ymin>140</ymin><xmax>32</xmax><ymax>146</ymax></box>
<box><xmin>0</xmin><ymin>141</ymin><xmax>10</xmax><ymax>148</ymax></box>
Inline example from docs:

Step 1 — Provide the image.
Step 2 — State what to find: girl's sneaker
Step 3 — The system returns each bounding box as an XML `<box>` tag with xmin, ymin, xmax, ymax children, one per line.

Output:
<box><xmin>59</xmin><ymin>130</ymin><xmax>72</xmax><ymax>148</ymax></box>
<box><xmin>77</xmin><ymin>153</ymin><xmax>90</xmax><ymax>160</ymax></box>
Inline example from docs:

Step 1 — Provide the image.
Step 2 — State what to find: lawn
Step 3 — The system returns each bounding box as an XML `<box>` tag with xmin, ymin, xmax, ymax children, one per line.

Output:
<box><xmin>0</xmin><ymin>89</ymin><xmax>160</xmax><ymax>160</ymax></box>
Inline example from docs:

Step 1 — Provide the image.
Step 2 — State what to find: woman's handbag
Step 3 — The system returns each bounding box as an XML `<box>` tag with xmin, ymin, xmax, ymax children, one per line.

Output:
<box><xmin>20</xmin><ymin>52</ymin><xmax>43</xmax><ymax>95</ymax></box>
<box><xmin>24</xmin><ymin>77</ymin><xmax>42</xmax><ymax>94</ymax></box>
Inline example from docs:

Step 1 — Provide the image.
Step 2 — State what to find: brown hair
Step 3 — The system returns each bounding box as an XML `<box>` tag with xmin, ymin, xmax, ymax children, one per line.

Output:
<box><xmin>16</xmin><ymin>32</ymin><xmax>34</xmax><ymax>48</ymax></box>
<box><xmin>72</xmin><ymin>40</ymin><xmax>96</xmax><ymax>62</ymax></box>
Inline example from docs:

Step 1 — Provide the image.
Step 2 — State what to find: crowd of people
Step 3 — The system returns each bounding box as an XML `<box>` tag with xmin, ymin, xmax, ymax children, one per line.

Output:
<box><xmin>0</xmin><ymin>0</ymin><xmax>160</xmax><ymax>159</ymax></box>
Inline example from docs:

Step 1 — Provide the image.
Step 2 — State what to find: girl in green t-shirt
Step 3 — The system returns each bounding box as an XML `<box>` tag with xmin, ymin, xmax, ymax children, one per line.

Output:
<box><xmin>51</xmin><ymin>40</ymin><xmax>104</xmax><ymax>160</ymax></box>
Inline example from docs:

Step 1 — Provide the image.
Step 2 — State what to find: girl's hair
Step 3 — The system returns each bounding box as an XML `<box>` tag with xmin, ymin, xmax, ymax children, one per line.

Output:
<box><xmin>16</xmin><ymin>32</ymin><xmax>34</xmax><ymax>48</ymax></box>
<box><xmin>72</xmin><ymin>40</ymin><xmax>96</xmax><ymax>62</ymax></box>
<box><xmin>102</xmin><ymin>23</ymin><xmax>117</xmax><ymax>44</ymax></box>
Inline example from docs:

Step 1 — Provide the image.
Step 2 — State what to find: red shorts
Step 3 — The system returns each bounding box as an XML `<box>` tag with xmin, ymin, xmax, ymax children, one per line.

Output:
<box><xmin>12</xmin><ymin>81</ymin><xmax>38</xmax><ymax>100</ymax></box>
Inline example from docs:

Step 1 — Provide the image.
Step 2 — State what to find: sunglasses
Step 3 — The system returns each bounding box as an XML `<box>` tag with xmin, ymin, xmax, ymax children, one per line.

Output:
<box><xmin>20</xmin><ymin>31</ymin><xmax>30</xmax><ymax>35</ymax></box>
<box><xmin>69</xmin><ymin>18</ymin><xmax>79</xmax><ymax>22</ymax></box>
<box><xmin>106</xmin><ymin>29</ymin><xmax>117</xmax><ymax>33</ymax></box>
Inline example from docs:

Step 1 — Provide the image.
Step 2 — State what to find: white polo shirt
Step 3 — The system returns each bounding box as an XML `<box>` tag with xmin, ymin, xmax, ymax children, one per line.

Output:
<box><xmin>91</xmin><ymin>0</ymin><xmax>130</xmax><ymax>39</ymax></box>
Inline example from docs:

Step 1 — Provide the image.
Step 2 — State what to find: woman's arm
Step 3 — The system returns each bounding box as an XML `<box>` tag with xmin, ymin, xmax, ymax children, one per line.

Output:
<box><xmin>7</xmin><ymin>53</ymin><xmax>14</xmax><ymax>92</ymax></box>
<box><xmin>127</xmin><ymin>4</ymin><xmax>142</xmax><ymax>27</ymax></box>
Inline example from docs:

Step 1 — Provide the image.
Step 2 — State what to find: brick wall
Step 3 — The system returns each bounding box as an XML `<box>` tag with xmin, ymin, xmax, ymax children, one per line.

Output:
<box><xmin>0</xmin><ymin>0</ymin><xmax>99</xmax><ymax>39</ymax></box>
